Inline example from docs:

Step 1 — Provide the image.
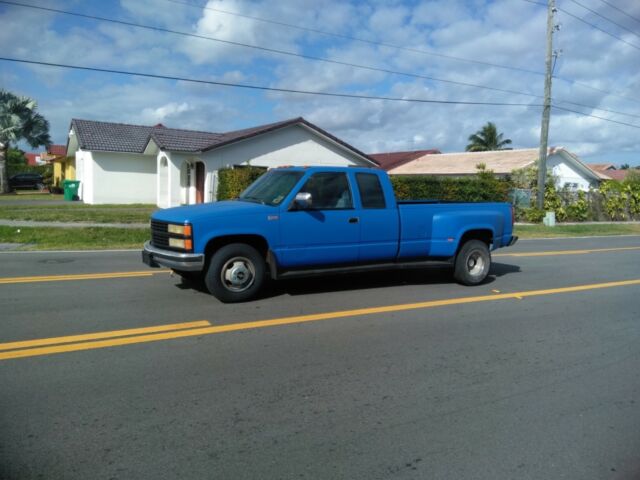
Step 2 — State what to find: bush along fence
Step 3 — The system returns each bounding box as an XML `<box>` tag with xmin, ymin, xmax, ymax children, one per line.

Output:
<box><xmin>216</xmin><ymin>166</ymin><xmax>267</xmax><ymax>201</ymax></box>
<box><xmin>215</xmin><ymin>164</ymin><xmax>639</xmax><ymax>223</ymax></box>
<box><xmin>516</xmin><ymin>177</ymin><xmax>640</xmax><ymax>223</ymax></box>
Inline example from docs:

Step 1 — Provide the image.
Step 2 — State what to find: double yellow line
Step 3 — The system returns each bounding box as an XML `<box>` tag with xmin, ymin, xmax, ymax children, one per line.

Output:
<box><xmin>2</xmin><ymin>278</ymin><xmax>640</xmax><ymax>361</ymax></box>
<box><xmin>0</xmin><ymin>269</ymin><xmax>170</xmax><ymax>285</ymax></box>
<box><xmin>0</xmin><ymin>320</ymin><xmax>211</xmax><ymax>360</ymax></box>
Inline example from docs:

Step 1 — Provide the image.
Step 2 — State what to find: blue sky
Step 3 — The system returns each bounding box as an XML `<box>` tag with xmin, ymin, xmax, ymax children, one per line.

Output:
<box><xmin>1</xmin><ymin>0</ymin><xmax>639</xmax><ymax>166</ymax></box>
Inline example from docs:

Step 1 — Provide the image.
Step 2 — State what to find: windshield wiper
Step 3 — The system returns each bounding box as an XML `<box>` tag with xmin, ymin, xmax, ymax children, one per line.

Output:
<box><xmin>238</xmin><ymin>196</ymin><xmax>266</xmax><ymax>205</ymax></box>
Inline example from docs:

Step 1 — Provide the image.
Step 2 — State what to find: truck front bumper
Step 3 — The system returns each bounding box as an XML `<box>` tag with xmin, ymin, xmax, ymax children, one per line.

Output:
<box><xmin>142</xmin><ymin>241</ymin><xmax>205</xmax><ymax>272</ymax></box>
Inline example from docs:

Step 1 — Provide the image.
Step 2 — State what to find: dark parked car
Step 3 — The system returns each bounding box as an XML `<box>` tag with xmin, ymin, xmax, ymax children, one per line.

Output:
<box><xmin>9</xmin><ymin>173</ymin><xmax>45</xmax><ymax>191</ymax></box>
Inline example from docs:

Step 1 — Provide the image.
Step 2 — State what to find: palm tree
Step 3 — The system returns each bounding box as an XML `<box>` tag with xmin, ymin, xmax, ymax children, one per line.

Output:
<box><xmin>465</xmin><ymin>122</ymin><xmax>512</xmax><ymax>152</ymax></box>
<box><xmin>0</xmin><ymin>90</ymin><xmax>51</xmax><ymax>193</ymax></box>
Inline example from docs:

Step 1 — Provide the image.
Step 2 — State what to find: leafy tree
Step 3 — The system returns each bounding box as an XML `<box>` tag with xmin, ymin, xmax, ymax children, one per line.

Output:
<box><xmin>465</xmin><ymin>122</ymin><xmax>512</xmax><ymax>152</ymax></box>
<box><xmin>620</xmin><ymin>163</ymin><xmax>630</xmax><ymax>170</ymax></box>
<box><xmin>0</xmin><ymin>90</ymin><xmax>51</xmax><ymax>193</ymax></box>
<box><xmin>7</xmin><ymin>148</ymin><xmax>26</xmax><ymax>166</ymax></box>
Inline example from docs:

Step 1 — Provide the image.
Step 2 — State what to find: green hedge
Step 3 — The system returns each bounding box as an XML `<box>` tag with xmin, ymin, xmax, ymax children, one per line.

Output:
<box><xmin>216</xmin><ymin>166</ymin><xmax>267</xmax><ymax>201</ymax></box>
<box><xmin>390</xmin><ymin>172</ymin><xmax>510</xmax><ymax>202</ymax></box>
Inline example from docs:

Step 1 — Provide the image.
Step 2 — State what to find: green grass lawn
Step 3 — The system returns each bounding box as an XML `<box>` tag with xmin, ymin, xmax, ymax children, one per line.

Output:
<box><xmin>0</xmin><ymin>226</ymin><xmax>149</xmax><ymax>250</ymax></box>
<box><xmin>0</xmin><ymin>203</ymin><xmax>157</xmax><ymax>223</ymax></box>
<box><xmin>515</xmin><ymin>223</ymin><xmax>640</xmax><ymax>238</ymax></box>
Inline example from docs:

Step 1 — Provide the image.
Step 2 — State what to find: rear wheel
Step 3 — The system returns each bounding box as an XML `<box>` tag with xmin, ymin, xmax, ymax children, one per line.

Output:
<box><xmin>205</xmin><ymin>243</ymin><xmax>265</xmax><ymax>302</ymax></box>
<box><xmin>453</xmin><ymin>240</ymin><xmax>491</xmax><ymax>285</ymax></box>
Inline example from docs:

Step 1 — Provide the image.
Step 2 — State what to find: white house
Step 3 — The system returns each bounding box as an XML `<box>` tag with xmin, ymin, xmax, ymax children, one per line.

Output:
<box><xmin>382</xmin><ymin>147</ymin><xmax>605</xmax><ymax>191</ymax></box>
<box><xmin>66</xmin><ymin>117</ymin><xmax>377</xmax><ymax>206</ymax></box>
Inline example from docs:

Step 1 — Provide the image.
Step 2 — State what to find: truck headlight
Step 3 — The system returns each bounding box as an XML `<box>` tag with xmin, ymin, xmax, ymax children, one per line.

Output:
<box><xmin>168</xmin><ymin>224</ymin><xmax>192</xmax><ymax>236</ymax></box>
<box><xmin>169</xmin><ymin>237</ymin><xmax>193</xmax><ymax>250</ymax></box>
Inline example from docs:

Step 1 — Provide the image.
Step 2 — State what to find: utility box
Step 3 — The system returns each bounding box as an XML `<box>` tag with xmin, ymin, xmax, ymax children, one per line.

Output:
<box><xmin>543</xmin><ymin>211</ymin><xmax>556</xmax><ymax>227</ymax></box>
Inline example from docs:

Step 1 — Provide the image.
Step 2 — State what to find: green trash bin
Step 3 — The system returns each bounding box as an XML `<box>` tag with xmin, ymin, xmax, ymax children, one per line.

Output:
<box><xmin>63</xmin><ymin>180</ymin><xmax>81</xmax><ymax>201</ymax></box>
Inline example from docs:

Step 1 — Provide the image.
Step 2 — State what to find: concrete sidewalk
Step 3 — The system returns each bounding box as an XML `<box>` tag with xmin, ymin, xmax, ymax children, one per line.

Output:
<box><xmin>0</xmin><ymin>220</ymin><xmax>148</xmax><ymax>229</ymax></box>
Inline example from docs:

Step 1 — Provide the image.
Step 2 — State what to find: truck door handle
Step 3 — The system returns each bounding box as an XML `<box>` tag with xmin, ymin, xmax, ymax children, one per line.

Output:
<box><xmin>348</xmin><ymin>217</ymin><xmax>359</xmax><ymax>224</ymax></box>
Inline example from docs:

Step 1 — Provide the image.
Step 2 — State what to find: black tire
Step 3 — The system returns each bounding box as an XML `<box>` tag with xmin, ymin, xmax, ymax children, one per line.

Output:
<box><xmin>453</xmin><ymin>240</ymin><xmax>491</xmax><ymax>286</ymax></box>
<box><xmin>205</xmin><ymin>243</ymin><xmax>265</xmax><ymax>302</ymax></box>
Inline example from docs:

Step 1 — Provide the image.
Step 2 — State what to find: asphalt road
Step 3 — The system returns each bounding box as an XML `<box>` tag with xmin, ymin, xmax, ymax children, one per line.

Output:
<box><xmin>1</xmin><ymin>236</ymin><xmax>639</xmax><ymax>480</ymax></box>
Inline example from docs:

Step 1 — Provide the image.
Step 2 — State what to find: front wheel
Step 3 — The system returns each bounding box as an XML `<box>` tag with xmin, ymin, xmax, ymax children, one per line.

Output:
<box><xmin>205</xmin><ymin>243</ymin><xmax>265</xmax><ymax>303</ymax></box>
<box><xmin>453</xmin><ymin>240</ymin><xmax>491</xmax><ymax>286</ymax></box>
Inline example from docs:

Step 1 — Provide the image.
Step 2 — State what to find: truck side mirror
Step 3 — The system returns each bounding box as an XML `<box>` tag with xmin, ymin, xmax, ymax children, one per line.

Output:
<box><xmin>293</xmin><ymin>192</ymin><xmax>312</xmax><ymax>209</ymax></box>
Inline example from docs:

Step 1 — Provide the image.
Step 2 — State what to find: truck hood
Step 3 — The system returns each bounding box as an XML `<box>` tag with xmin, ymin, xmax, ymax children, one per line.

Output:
<box><xmin>151</xmin><ymin>200</ymin><xmax>276</xmax><ymax>224</ymax></box>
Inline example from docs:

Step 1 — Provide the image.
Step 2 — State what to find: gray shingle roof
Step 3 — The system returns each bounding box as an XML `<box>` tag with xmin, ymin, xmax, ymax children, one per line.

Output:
<box><xmin>69</xmin><ymin>117</ymin><xmax>376</xmax><ymax>164</ymax></box>
<box><xmin>71</xmin><ymin>119</ymin><xmax>154</xmax><ymax>153</ymax></box>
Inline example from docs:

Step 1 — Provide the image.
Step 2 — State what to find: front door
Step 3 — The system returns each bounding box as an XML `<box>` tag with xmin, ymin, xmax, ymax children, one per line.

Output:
<box><xmin>277</xmin><ymin>172</ymin><xmax>360</xmax><ymax>268</ymax></box>
<box><xmin>195</xmin><ymin>163</ymin><xmax>205</xmax><ymax>204</ymax></box>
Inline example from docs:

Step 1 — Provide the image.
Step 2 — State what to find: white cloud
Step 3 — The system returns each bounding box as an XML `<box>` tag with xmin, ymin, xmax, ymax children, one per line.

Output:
<box><xmin>1</xmin><ymin>0</ymin><xmax>639</xmax><ymax>165</ymax></box>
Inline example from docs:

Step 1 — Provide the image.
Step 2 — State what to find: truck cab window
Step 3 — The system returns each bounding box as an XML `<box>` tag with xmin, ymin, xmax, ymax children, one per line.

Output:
<box><xmin>300</xmin><ymin>173</ymin><xmax>353</xmax><ymax>209</ymax></box>
<box><xmin>356</xmin><ymin>173</ymin><xmax>386</xmax><ymax>209</ymax></box>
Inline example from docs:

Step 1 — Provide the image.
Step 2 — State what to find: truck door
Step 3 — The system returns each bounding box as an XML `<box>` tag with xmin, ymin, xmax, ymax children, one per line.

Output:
<box><xmin>354</xmin><ymin>172</ymin><xmax>400</xmax><ymax>262</ymax></box>
<box><xmin>278</xmin><ymin>172</ymin><xmax>360</xmax><ymax>268</ymax></box>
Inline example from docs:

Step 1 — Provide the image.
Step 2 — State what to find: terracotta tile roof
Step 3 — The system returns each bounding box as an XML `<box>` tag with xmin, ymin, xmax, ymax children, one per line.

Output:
<box><xmin>369</xmin><ymin>149</ymin><xmax>441</xmax><ymax>171</ymax></box>
<box><xmin>587</xmin><ymin>163</ymin><xmax>615</xmax><ymax>172</ymax></box>
<box><xmin>69</xmin><ymin>117</ymin><xmax>376</xmax><ymax>164</ymax></box>
<box><xmin>390</xmin><ymin>148</ymin><xmax>540</xmax><ymax>175</ymax></box>
<box><xmin>46</xmin><ymin>144</ymin><xmax>67</xmax><ymax>156</ymax></box>
<box><xmin>24</xmin><ymin>153</ymin><xmax>40</xmax><ymax>166</ymax></box>
<box><xmin>601</xmin><ymin>169</ymin><xmax>630</xmax><ymax>181</ymax></box>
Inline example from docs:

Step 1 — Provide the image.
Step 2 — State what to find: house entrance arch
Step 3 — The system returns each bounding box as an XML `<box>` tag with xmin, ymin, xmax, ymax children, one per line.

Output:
<box><xmin>180</xmin><ymin>159</ymin><xmax>206</xmax><ymax>205</ymax></box>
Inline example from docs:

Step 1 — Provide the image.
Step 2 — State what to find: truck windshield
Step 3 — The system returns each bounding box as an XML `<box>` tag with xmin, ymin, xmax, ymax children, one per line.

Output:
<box><xmin>238</xmin><ymin>170</ymin><xmax>305</xmax><ymax>206</ymax></box>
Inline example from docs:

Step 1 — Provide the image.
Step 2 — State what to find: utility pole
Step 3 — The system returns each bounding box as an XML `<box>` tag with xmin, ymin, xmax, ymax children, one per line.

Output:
<box><xmin>536</xmin><ymin>0</ymin><xmax>556</xmax><ymax>209</ymax></box>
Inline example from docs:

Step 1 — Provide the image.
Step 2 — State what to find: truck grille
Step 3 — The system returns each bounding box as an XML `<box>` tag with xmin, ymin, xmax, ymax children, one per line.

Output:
<box><xmin>150</xmin><ymin>220</ymin><xmax>170</xmax><ymax>249</ymax></box>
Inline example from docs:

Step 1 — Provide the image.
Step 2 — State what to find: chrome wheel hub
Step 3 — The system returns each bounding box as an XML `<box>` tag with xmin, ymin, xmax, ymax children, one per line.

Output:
<box><xmin>221</xmin><ymin>257</ymin><xmax>255</xmax><ymax>292</ymax></box>
<box><xmin>467</xmin><ymin>252</ymin><xmax>485</xmax><ymax>276</ymax></box>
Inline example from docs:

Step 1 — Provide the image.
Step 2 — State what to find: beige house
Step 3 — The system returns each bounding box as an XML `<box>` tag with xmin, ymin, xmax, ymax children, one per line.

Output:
<box><xmin>385</xmin><ymin>147</ymin><xmax>604</xmax><ymax>191</ymax></box>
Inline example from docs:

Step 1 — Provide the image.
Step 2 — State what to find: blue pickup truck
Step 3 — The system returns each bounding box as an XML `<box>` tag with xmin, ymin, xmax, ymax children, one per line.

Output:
<box><xmin>142</xmin><ymin>166</ymin><xmax>517</xmax><ymax>302</ymax></box>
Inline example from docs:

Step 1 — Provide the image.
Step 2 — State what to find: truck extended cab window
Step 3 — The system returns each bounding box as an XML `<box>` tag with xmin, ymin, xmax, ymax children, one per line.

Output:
<box><xmin>356</xmin><ymin>173</ymin><xmax>386</xmax><ymax>209</ymax></box>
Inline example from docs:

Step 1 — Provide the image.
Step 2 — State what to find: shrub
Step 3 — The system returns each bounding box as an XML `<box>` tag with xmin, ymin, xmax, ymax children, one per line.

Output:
<box><xmin>565</xmin><ymin>190</ymin><xmax>589</xmax><ymax>221</ymax></box>
<box><xmin>523</xmin><ymin>207</ymin><xmax>545</xmax><ymax>223</ymax></box>
<box><xmin>390</xmin><ymin>165</ymin><xmax>510</xmax><ymax>203</ymax></box>
<box><xmin>216</xmin><ymin>166</ymin><xmax>267</xmax><ymax>201</ymax></box>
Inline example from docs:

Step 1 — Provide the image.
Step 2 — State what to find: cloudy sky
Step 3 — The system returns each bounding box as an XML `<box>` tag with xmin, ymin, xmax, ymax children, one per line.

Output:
<box><xmin>1</xmin><ymin>0</ymin><xmax>639</xmax><ymax>165</ymax></box>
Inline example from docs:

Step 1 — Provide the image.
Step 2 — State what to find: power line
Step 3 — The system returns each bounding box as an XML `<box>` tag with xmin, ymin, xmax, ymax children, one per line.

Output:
<box><xmin>0</xmin><ymin>0</ymin><xmax>543</xmax><ymax>100</ymax></box>
<box><xmin>171</xmin><ymin>0</ymin><xmax>640</xmax><ymax>105</ymax></box>
<box><xmin>5</xmin><ymin>0</ymin><xmax>640</xmax><ymax>120</ymax></box>
<box><xmin>0</xmin><ymin>56</ymin><xmax>540</xmax><ymax>107</ymax></box>
<box><xmin>565</xmin><ymin>0</ymin><xmax>640</xmax><ymax>41</ymax></box>
<box><xmin>164</xmin><ymin>0</ymin><xmax>546</xmax><ymax>76</ymax></box>
<box><xmin>553</xmin><ymin>105</ymin><xmax>640</xmax><ymax>129</ymax></box>
<box><xmin>594</xmin><ymin>0</ymin><xmax>640</xmax><ymax>25</ymax></box>
<box><xmin>522</xmin><ymin>0</ymin><xmax>640</xmax><ymax>51</ymax></box>
<box><xmin>3</xmin><ymin>56</ymin><xmax>640</xmax><ymax>131</ymax></box>
<box><xmin>558</xmin><ymin>6</ymin><xmax>640</xmax><ymax>51</ymax></box>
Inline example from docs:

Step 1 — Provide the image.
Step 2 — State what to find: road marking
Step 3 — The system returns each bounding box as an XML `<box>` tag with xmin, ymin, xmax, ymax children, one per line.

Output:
<box><xmin>2</xmin><ymin>278</ymin><xmax>639</xmax><ymax>361</ymax></box>
<box><xmin>1</xmin><ymin>246</ymin><xmax>637</xmax><ymax>285</ymax></box>
<box><xmin>494</xmin><ymin>246</ymin><xmax>640</xmax><ymax>257</ymax></box>
<box><xmin>0</xmin><ymin>320</ymin><xmax>211</xmax><ymax>352</ymax></box>
<box><xmin>0</xmin><ymin>270</ymin><xmax>170</xmax><ymax>285</ymax></box>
